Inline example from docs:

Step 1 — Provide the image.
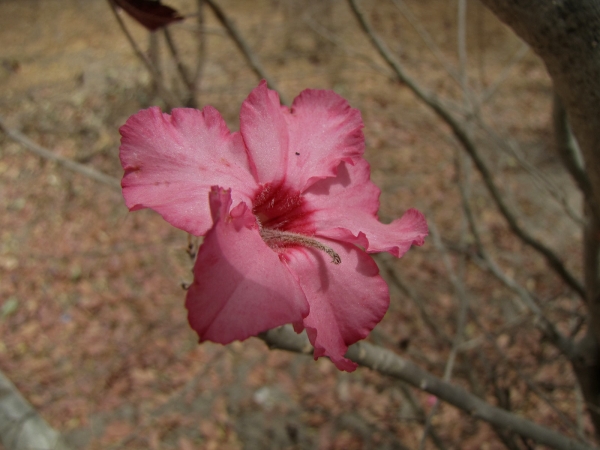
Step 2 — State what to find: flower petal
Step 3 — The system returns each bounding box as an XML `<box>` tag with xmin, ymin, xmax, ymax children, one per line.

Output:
<box><xmin>186</xmin><ymin>187</ymin><xmax>309</xmax><ymax>344</ymax></box>
<box><xmin>285</xmin><ymin>88</ymin><xmax>365</xmax><ymax>191</ymax></box>
<box><xmin>303</xmin><ymin>160</ymin><xmax>428</xmax><ymax>256</ymax></box>
<box><xmin>240</xmin><ymin>80</ymin><xmax>289</xmax><ymax>184</ymax></box>
<box><xmin>283</xmin><ymin>239</ymin><xmax>390</xmax><ymax>371</ymax></box>
<box><xmin>120</xmin><ymin>106</ymin><xmax>257</xmax><ymax>236</ymax></box>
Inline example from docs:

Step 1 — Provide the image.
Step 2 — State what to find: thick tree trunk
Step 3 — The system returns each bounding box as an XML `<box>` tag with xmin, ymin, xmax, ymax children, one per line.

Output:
<box><xmin>480</xmin><ymin>0</ymin><xmax>600</xmax><ymax>436</ymax></box>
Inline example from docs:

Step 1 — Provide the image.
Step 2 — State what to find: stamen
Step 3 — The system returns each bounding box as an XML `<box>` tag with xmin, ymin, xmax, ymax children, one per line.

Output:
<box><xmin>260</xmin><ymin>228</ymin><xmax>341</xmax><ymax>264</ymax></box>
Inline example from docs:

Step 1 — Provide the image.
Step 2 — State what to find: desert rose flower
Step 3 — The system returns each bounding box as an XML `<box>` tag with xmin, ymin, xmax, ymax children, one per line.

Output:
<box><xmin>119</xmin><ymin>81</ymin><xmax>427</xmax><ymax>371</ymax></box>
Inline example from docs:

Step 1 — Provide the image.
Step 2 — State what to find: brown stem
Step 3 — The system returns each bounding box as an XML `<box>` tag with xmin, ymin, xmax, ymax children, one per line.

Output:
<box><xmin>259</xmin><ymin>326</ymin><xmax>596</xmax><ymax>450</ymax></box>
<box><xmin>163</xmin><ymin>27</ymin><xmax>197</xmax><ymax>107</ymax></box>
<box><xmin>552</xmin><ymin>91</ymin><xmax>593</xmax><ymax>199</ymax></box>
<box><xmin>0</xmin><ymin>117</ymin><xmax>121</xmax><ymax>191</ymax></box>
<box><xmin>192</xmin><ymin>0</ymin><xmax>206</xmax><ymax>100</ymax></box>
<box><xmin>106</xmin><ymin>0</ymin><xmax>180</xmax><ymax>108</ymax></box>
<box><xmin>347</xmin><ymin>0</ymin><xmax>585</xmax><ymax>299</ymax></box>
<box><xmin>203</xmin><ymin>0</ymin><xmax>288</xmax><ymax>104</ymax></box>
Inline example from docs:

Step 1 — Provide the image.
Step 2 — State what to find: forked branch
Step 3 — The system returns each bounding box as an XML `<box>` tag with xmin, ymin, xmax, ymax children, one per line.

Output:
<box><xmin>347</xmin><ymin>0</ymin><xmax>584</xmax><ymax>299</ymax></box>
<box><xmin>259</xmin><ymin>326</ymin><xmax>595</xmax><ymax>450</ymax></box>
<box><xmin>204</xmin><ymin>0</ymin><xmax>287</xmax><ymax>104</ymax></box>
<box><xmin>106</xmin><ymin>0</ymin><xmax>181</xmax><ymax>108</ymax></box>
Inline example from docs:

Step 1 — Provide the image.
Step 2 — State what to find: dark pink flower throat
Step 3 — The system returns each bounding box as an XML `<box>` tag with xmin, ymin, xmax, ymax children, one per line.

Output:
<box><xmin>252</xmin><ymin>182</ymin><xmax>341</xmax><ymax>264</ymax></box>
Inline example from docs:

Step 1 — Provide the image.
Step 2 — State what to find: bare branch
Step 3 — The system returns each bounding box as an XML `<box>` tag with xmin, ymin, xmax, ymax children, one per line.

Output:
<box><xmin>457</xmin><ymin>0</ymin><xmax>470</xmax><ymax>104</ymax></box>
<box><xmin>203</xmin><ymin>0</ymin><xmax>287</xmax><ymax>104</ymax></box>
<box><xmin>259</xmin><ymin>326</ymin><xmax>595</xmax><ymax>450</ymax></box>
<box><xmin>192</xmin><ymin>0</ymin><xmax>207</xmax><ymax>98</ymax></box>
<box><xmin>476</xmin><ymin>117</ymin><xmax>585</xmax><ymax>226</ymax></box>
<box><xmin>477</xmin><ymin>43</ymin><xmax>529</xmax><ymax>106</ymax></box>
<box><xmin>432</xmin><ymin>191</ymin><xmax>582</xmax><ymax>438</ymax></box>
<box><xmin>381</xmin><ymin>259</ymin><xmax>453</xmax><ymax>345</ymax></box>
<box><xmin>467</xmin><ymin>308</ymin><xmax>583</xmax><ymax>437</ymax></box>
<box><xmin>163</xmin><ymin>27</ymin><xmax>197</xmax><ymax>107</ymax></box>
<box><xmin>420</xmin><ymin>217</ymin><xmax>470</xmax><ymax>448</ymax></box>
<box><xmin>0</xmin><ymin>117</ymin><xmax>121</xmax><ymax>191</ymax></box>
<box><xmin>303</xmin><ymin>15</ymin><xmax>392</xmax><ymax>78</ymax></box>
<box><xmin>347</xmin><ymin>0</ymin><xmax>585</xmax><ymax>299</ymax></box>
<box><xmin>453</xmin><ymin>159</ymin><xmax>576</xmax><ymax>358</ymax></box>
<box><xmin>106</xmin><ymin>0</ymin><xmax>181</xmax><ymax>108</ymax></box>
<box><xmin>552</xmin><ymin>91</ymin><xmax>593</xmax><ymax>199</ymax></box>
<box><xmin>390</xmin><ymin>0</ymin><xmax>462</xmax><ymax>86</ymax></box>
<box><xmin>393</xmin><ymin>383</ymin><xmax>448</xmax><ymax>450</ymax></box>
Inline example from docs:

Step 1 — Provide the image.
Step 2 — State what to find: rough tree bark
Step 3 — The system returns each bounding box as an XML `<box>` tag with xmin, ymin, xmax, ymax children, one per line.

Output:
<box><xmin>480</xmin><ymin>0</ymin><xmax>600</xmax><ymax>436</ymax></box>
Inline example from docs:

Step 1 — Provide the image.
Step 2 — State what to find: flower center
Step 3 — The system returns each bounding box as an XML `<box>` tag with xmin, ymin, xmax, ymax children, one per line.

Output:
<box><xmin>253</xmin><ymin>183</ymin><xmax>341</xmax><ymax>264</ymax></box>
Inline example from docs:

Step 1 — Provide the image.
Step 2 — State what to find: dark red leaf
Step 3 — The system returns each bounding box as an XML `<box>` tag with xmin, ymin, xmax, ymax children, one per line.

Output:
<box><xmin>112</xmin><ymin>0</ymin><xmax>183</xmax><ymax>31</ymax></box>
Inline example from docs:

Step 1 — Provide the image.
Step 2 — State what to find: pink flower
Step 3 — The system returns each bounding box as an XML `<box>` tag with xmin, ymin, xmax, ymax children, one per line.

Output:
<box><xmin>119</xmin><ymin>81</ymin><xmax>428</xmax><ymax>371</ymax></box>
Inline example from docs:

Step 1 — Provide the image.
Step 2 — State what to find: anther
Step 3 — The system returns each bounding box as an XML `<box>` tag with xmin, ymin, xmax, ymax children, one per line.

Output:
<box><xmin>260</xmin><ymin>229</ymin><xmax>341</xmax><ymax>264</ymax></box>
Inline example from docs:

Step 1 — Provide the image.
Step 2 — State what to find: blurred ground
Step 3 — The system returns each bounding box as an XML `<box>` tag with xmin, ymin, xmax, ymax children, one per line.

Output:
<box><xmin>0</xmin><ymin>0</ymin><xmax>587</xmax><ymax>449</ymax></box>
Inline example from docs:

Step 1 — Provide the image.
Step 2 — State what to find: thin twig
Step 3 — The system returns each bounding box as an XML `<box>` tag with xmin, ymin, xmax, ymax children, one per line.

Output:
<box><xmin>148</xmin><ymin>31</ymin><xmax>163</xmax><ymax>100</ymax></box>
<box><xmin>106</xmin><ymin>0</ymin><xmax>181</xmax><ymax>108</ymax></box>
<box><xmin>449</xmin><ymin>193</ymin><xmax>584</xmax><ymax>443</ymax></box>
<box><xmin>381</xmin><ymin>258</ymin><xmax>453</xmax><ymax>346</ymax></box>
<box><xmin>0</xmin><ymin>117</ymin><xmax>121</xmax><ymax>191</ymax></box>
<box><xmin>476</xmin><ymin>117</ymin><xmax>584</xmax><ymax>226</ymax></box>
<box><xmin>347</xmin><ymin>0</ymin><xmax>585</xmax><ymax>299</ymax></box>
<box><xmin>419</xmin><ymin>214</ymin><xmax>469</xmax><ymax>449</ymax></box>
<box><xmin>192</xmin><ymin>0</ymin><xmax>207</xmax><ymax>99</ymax></box>
<box><xmin>477</xmin><ymin>43</ymin><xmax>529</xmax><ymax>107</ymax></box>
<box><xmin>303</xmin><ymin>15</ymin><xmax>392</xmax><ymax>78</ymax></box>
<box><xmin>552</xmin><ymin>91</ymin><xmax>593</xmax><ymax>200</ymax></box>
<box><xmin>390</xmin><ymin>0</ymin><xmax>462</xmax><ymax>87</ymax></box>
<box><xmin>394</xmin><ymin>383</ymin><xmax>448</xmax><ymax>450</ymax></box>
<box><xmin>163</xmin><ymin>27</ymin><xmax>197</xmax><ymax>107</ymax></box>
<box><xmin>259</xmin><ymin>326</ymin><xmax>595</xmax><ymax>450</ymax></box>
<box><xmin>453</xmin><ymin>155</ymin><xmax>576</xmax><ymax>358</ymax></box>
<box><xmin>457</xmin><ymin>313</ymin><xmax>529</xmax><ymax>352</ymax></box>
<box><xmin>457</xmin><ymin>0</ymin><xmax>471</xmax><ymax>108</ymax></box>
<box><xmin>467</xmin><ymin>308</ymin><xmax>584</xmax><ymax>438</ymax></box>
<box><xmin>468</xmin><ymin>346</ymin><xmax>523</xmax><ymax>449</ymax></box>
<box><xmin>203</xmin><ymin>0</ymin><xmax>287</xmax><ymax>104</ymax></box>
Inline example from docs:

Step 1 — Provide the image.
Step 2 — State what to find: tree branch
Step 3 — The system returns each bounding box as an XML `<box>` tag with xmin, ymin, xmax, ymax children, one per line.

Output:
<box><xmin>203</xmin><ymin>0</ymin><xmax>287</xmax><ymax>104</ymax></box>
<box><xmin>0</xmin><ymin>117</ymin><xmax>121</xmax><ymax>191</ymax></box>
<box><xmin>381</xmin><ymin>259</ymin><xmax>454</xmax><ymax>346</ymax></box>
<box><xmin>453</xmin><ymin>148</ymin><xmax>577</xmax><ymax>358</ymax></box>
<box><xmin>479</xmin><ymin>0</ymin><xmax>600</xmax><ymax>222</ymax></box>
<box><xmin>106</xmin><ymin>0</ymin><xmax>181</xmax><ymax>108</ymax></box>
<box><xmin>390</xmin><ymin>0</ymin><xmax>462</xmax><ymax>87</ymax></box>
<box><xmin>476</xmin><ymin>116</ymin><xmax>584</xmax><ymax>226</ymax></box>
<box><xmin>163</xmin><ymin>27</ymin><xmax>197</xmax><ymax>107</ymax></box>
<box><xmin>259</xmin><ymin>326</ymin><xmax>595</xmax><ymax>450</ymax></box>
<box><xmin>192</xmin><ymin>0</ymin><xmax>207</xmax><ymax>101</ymax></box>
<box><xmin>552</xmin><ymin>91</ymin><xmax>593</xmax><ymax>201</ymax></box>
<box><xmin>420</xmin><ymin>217</ymin><xmax>470</xmax><ymax>447</ymax></box>
<box><xmin>347</xmin><ymin>0</ymin><xmax>585</xmax><ymax>299</ymax></box>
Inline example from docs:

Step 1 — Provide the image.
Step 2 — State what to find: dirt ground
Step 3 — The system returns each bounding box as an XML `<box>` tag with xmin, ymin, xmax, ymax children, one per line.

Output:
<box><xmin>0</xmin><ymin>0</ymin><xmax>589</xmax><ymax>449</ymax></box>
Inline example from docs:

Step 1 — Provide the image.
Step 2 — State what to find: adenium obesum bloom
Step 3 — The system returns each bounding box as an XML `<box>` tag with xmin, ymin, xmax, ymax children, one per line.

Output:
<box><xmin>119</xmin><ymin>81</ymin><xmax>428</xmax><ymax>371</ymax></box>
